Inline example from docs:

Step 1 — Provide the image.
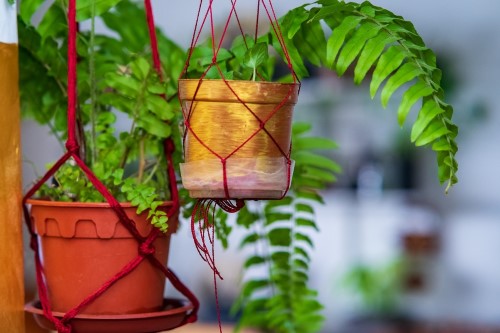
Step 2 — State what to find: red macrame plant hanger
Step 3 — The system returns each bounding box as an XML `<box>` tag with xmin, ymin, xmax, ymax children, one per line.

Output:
<box><xmin>22</xmin><ymin>1</ymin><xmax>199</xmax><ymax>332</ymax></box>
<box><xmin>177</xmin><ymin>1</ymin><xmax>300</xmax><ymax>331</ymax></box>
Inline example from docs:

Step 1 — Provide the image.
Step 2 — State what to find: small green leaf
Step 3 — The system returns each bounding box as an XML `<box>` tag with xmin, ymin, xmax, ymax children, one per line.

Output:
<box><xmin>295</xmin><ymin>233</ymin><xmax>314</xmax><ymax>247</ymax></box>
<box><xmin>296</xmin><ymin>218</ymin><xmax>318</xmax><ymax>231</ymax></box>
<box><xmin>415</xmin><ymin>120</ymin><xmax>450</xmax><ymax>146</ymax></box>
<box><xmin>265</xmin><ymin>213</ymin><xmax>293</xmax><ymax>226</ymax></box>
<box><xmin>131</xmin><ymin>57</ymin><xmax>151</xmax><ymax>80</ymax></box>
<box><xmin>293</xmin><ymin>137</ymin><xmax>339</xmax><ymax>150</ymax></box>
<box><xmin>271</xmin><ymin>251</ymin><xmax>291</xmax><ymax>265</ymax></box>
<box><xmin>76</xmin><ymin>0</ymin><xmax>124</xmax><ymax>22</ymax></box>
<box><xmin>37</xmin><ymin>3</ymin><xmax>66</xmax><ymax>40</ymax></box>
<box><xmin>336</xmin><ymin>22</ymin><xmax>382</xmax><ymax>76</ymax></box>
<box><xmin>240</xmin><ymin>233</ymin><xmax>261</xmax><ymax>248</ymax></box>
<box><xmin>105</xmin><ymin>72</ymin><xmax>141</xmax><ymax>97</ymax></box>
<box><xmin>281</xmin><ymin>6</ymin><xmax>309</xmax><ymax>39</ymax></box>
<box><xmin>354</xmin><ymin>32</ymin><xmax>398</xmax><ymax>84</ymax></box>
<box><xmin>267</xmin><ymin>228</ymin><xmax>292</xmax><ymax>247</ymax></box>
<box><xmin>326</xmin><ymin>16</ymin><xmax>364</xmax><ymax>67</ymax></box>
<box><xmin>245</xmin><ymin>43</ymin><xmax>269</xmax><ymax>79</ymax></box>
<box><xmin>295</xmin><ymin>203</ymin><xmax>314</xmax><ymax>215</ymax></box>
<box><xmin>370</xmin><ymin>45</ymin><xmax>407</xmax><ymax>98</ymax></box>
<box><xmin>292</xmin><ymin>122</ymin><xmax>312</xmax><ymax>135</ymax></box>
<box><xmin>20</xmin><ymin>0</ymin><xmax>45</xmax><ymax>23</ymax></box>
<box><xmin>146</xmin><ymin>95</ymin><xmax>174</xmax><ymax>120</ymax></box>
<box><xmin>398</xmin><ymin>81</ymin><xmax>434</xmax><ymax>126</ymax></box>
<box><xmin>294</xmin><ymin>247</ymin><xmax>311</xmax><ymax>261</ymax></box>
<box><xmin>381</xmin><ymin>62</ymin><xmax>424</xmax><ymax>107</ymax></box>
<box><xmin>294</xmin><ymin>151</ymin><xmax>342</xmax><ymax>173</ymax></box>
<box><xmin>411</xmin><ymin>99</ymin><xmax>444</xmax><ymax>142</ymax></box>
<box><xmin>240</xmin><ymin>279</ymin><xmax>269</xmax><ymax>299</ymax></box>
<box><xmin>244</xmin><ymin>256</ymin><xmax>266</xmax><ymax>268</ymax></box>
<box><xmin>136</xmin><ymin>114</ymin><xmax>171</xmax><ymax>138</ymax></box>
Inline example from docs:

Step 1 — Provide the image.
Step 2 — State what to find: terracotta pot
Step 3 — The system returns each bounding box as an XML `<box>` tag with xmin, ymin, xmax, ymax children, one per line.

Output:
<box><xmin>178</xmin><ymin>79</ymin><xmax>299</xmax><ymax>199</ymax></box>
<box><xmin>28</xmin><ymin>199</ymin><xmax>178</xmax><ymax>315</ymax></box>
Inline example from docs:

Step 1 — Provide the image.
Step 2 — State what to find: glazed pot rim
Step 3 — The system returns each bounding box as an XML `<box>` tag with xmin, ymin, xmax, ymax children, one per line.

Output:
<box><xmin>26</xmin><ymin>198</ymin><xmax>175</xmax><ymax>209</ymax></box>
<box><xmin>178</xmin><ymin>78</ymin><xmax>300</xmax><ymax>87</ymax></box>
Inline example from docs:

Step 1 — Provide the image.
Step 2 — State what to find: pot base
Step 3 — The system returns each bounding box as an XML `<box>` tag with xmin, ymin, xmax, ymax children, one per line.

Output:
<box><xmin>25</xmin><ymin>298</ymin><xmax>194</xmax><ymax>333</ymax></box>
<box><xmin>188</xmin><ymin>189</ymin><xmax>285</xmax><ymax>199</ymax></box>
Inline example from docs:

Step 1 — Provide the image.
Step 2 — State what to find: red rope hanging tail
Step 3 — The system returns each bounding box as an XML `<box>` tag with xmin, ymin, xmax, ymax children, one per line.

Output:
<box><xmin>180</xmin><ymin>1</ymin><xmax>299</xmax><ymax>331</ymax></box>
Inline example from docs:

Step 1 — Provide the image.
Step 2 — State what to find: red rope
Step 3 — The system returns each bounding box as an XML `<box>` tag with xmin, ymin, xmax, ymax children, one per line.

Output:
<box><xmin>23</xmin><ymin>0</ymin><xmax>198</xmax><ymax>331</ymax></box>
<box><xmin>181</xmin><ymin>2</ymin><xmax>298</xmax><ymax>330</ymax></box>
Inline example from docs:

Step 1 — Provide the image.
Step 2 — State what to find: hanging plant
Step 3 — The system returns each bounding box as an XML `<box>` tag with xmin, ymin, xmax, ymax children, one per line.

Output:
<box><xmin>18</xmin><ymin>0</ymin><xmax>459</xmax><ymax>333</ymax></box>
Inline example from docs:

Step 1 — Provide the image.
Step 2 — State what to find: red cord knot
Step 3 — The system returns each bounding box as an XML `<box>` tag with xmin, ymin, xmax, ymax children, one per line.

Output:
<box><xmin>211</xmin><ymin>56</ymin><xmax>217</xmax><ymax>64</ymax></box>
<box><xmin>54</xmin><ymin>320</ymin><xmax>72</xmax><ymax>333</ymax></box>
<box><xmin>139</xmin><ymin>242</ymin><xmax>156</xmax><ymax>256</ymax></box>
<box><xmin>65</xmin><ymin>141</ymin><xmax>80</xmax><ymax>154</ymax></box>
<box><xmin>258</xmin><ymin>120</ymin><xmax>265</xmax><ymax>129</ymax></box>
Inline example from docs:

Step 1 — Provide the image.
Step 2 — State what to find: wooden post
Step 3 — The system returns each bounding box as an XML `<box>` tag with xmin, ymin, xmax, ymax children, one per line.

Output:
<box><xmin>0</xmin><ymin>1</ymin><xmax>25</xmax><ymax>332</ymax></box>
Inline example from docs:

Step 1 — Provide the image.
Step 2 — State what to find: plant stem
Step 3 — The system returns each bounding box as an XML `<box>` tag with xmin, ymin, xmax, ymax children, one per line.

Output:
<box><xmin>143</xmin><ymin>159</ymin><xmax>160</xmax><ymax>184</ymax></box>
<box><xmin>138</xmin><ymin>138</ymin><xmax>145</xmax><ymax>183</ymax></box>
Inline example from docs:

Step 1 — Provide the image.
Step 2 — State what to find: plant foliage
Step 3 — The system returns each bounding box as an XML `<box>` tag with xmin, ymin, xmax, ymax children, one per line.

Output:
<box><xmin>18</xmin><ymin>0</ymin><xmax>459</xmax><ymax>332</ymax></box>
<box><xmin>231</xmin><ymin>123</ymin><xmax>340</xmax><ymax>333</ymax></box>
<box><xmin>276</xmin><ymin>0</ymin><xmax>458</xmax><ymax>192</ymax></box>
<box><xmin>19</xmin><ymin>0</ymin><xmax>186</xmax><ymax>231</ymax></box>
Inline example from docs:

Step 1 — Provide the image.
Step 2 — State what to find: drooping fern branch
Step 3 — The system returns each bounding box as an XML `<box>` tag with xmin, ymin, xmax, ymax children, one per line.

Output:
<box><xmin>275</xmin><ymin>0</ymin><xmax>458</xmax><ymax>193</ymax></box>
<box><xmin>232</xmin><ymin>123</ymin><xmax>340</xmax><ymax>333</ymax></box>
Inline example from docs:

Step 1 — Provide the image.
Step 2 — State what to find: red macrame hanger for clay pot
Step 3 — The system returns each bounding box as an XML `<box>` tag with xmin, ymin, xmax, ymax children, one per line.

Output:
<box><xmin>23</xmin><ymin>0</ymin><xmax>199</xmax><ymax>332</ymax></box>
<box><xmin>177</xmin><ymin>1</ymin><xmax>300</xmax><ymax>331</ymax></box>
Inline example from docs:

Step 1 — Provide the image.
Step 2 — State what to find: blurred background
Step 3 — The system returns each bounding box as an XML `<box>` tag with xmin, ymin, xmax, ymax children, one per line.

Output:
<box><xmin>22</xmin><ymin>0</ymin><xmax>500</xmax><ymax>332</ymax></box>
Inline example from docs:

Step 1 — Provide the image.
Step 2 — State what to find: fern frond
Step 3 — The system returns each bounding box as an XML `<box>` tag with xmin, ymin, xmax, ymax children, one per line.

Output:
<box><xmin>280</xmin><ymin>0</ymin><xmax>459</xmax><ymax>192</ymax></box>
<box><xmin>233</xmin><ymin>123</ymin><xmax>339</xmax><ymax>333</ymax></box>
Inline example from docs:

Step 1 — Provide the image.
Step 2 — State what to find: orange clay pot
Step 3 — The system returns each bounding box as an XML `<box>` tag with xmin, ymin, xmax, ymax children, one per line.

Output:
<box><xmin>28</xmin><ymin>199</ymin><xmax>178</xmax><ymax>315</ymax></box>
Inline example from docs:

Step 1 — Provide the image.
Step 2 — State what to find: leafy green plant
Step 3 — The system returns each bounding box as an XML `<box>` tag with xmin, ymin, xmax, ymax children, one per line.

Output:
<box><xmin>276</xmin><ymin>0</ymin><xmax>458</xmax><ymax>192</ymax></box>
<box><xmin>231</xmin><ymin>122</ymin><xmax>340</xmax><ymax>333</ymax></box>
<box><xmin>19</xmin><ymin>0</ymin><xmax>458</xmax><ymax>332</ymax></box>
<box><xmin>19</xmin><ymin>0</ymin><xmax>185</xmax><ymax>231</ymax></box>
<box><xmin>343</xmin><ymin>260</ymin><xmax>405</xmax><ymax>315</ymax></box>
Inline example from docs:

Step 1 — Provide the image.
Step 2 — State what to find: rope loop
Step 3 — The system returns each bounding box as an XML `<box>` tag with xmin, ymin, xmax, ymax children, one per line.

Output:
<box><xmin>54</xmin><ymin>320</ymin><xmax>72</xmax><ymax>333</ymax></box>
<box><xmin>65</xmin><ymin>141</ymin><xmax>80</xmax><ymax>155</ymax></box>
<box><xmin>139</xmin><ymin>242</ymin><xmax>156</xmax><ymax>256</ymax></box>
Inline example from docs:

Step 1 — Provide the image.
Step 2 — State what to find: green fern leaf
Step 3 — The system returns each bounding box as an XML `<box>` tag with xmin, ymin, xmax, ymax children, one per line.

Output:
<box><xmin>381</xmin><ymin>62</ymin><xmax>424</xmax><ymax>107</ymax></box>
<box><xmin>370</xmin><ymin>45</ymin><xmax>406</xmax><ymax>98</ymax></box>
<box><xmin>296</xmin><ymin>218</ymin><xmax>319</xmax><ymax>231</ymax></box>
<box><xmin>268</xmin><ymin>228</ymin><xmax>292</xmax><ymax>246</ymax></box>
<box><xmin>415</xmin><ymin>119</ymin><xmax>450</xmax><ymax>146</ymax></box>
<box><xmin>295</xmin><ymin>233</ymin><xmax>314</xmax><ymax>247</ymax></box>
<box><xmin>294</xmin><ymin>247</ymin><xmax>311</xmax><ymax>261</ymax></box>
<box><xmin>326</xmin><ymin>16</ymin><xmax>364</xmax><ymax>67</ymax></box>
<box><xmin>295</xmin><ymin>203</ymin><xmax>315</xmax><ymax>215</ymax></box>
<box><xmin>336</xmin><ymin>22</ymin><xmax>382</xmax><ymax>75</ymax></box>
<box><xmin>240</xmin><ymin>279</ymin><xmax>270</xmax><ymax>299</ymax></box>
<box><xmin>354</xmin><ymin>31</ymin><xmax>398</xmax><ymax>84</ymax></box>
<box><xmin>265</xmin><ymin>212</ymin><xmax>294</xmax><ymax>226</ymax></box>
<box><xmin>410</xmin><ymin>99</ymin><xmax>444</xmax><ymax>142</ymax></box>
<box><xmin>239</xmin><ymin>233</ymin><xmax>261</xmax><ymax>249</ymax></box>
<box><xmin>398</xmin><ymin>81</ymin><xmax>434</xmax><ymax>126</ymax></box>
<box><xmin>294</xmin><ymin>136</ymin><xmax>339</xmax><ymax>150</ymax></box>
